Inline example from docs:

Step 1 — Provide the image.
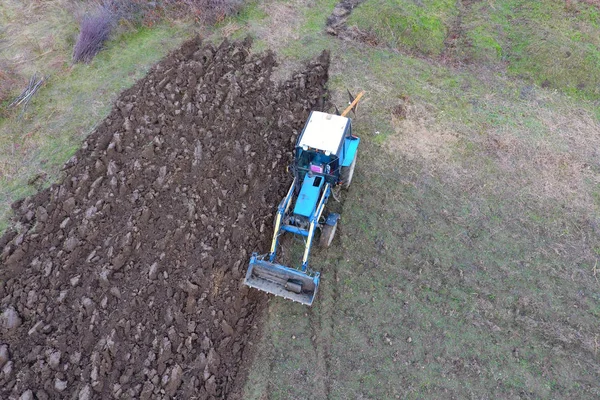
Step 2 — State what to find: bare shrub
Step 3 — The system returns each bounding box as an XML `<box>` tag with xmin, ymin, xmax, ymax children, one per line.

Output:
<box><xmin>566</xmin><ymin>0</ymin><xmax>600</xmax><ymax>9</ymax></box>
<box><xmin>0</xmin><ymin>63</ymin><xmax>22</xmax><ymax>117</ymax></box>
<box><xmin>73</xmin><ymin>5</ymin><xmax>115</xmax><ymax>63</ymax></box>
<box><xmin>0</xmin><ymin>66</ymin><xmax>18</xmax><ymax>103</ymax></box>
<box><xmin>182</xmin><ymin>0</ymin><xmax>243</xmax><ymax>24</ymax></box>
<box><xmin>104</xmin><ymin>0</ymin><xmax>153</xmax><ymax>25</ymax></box>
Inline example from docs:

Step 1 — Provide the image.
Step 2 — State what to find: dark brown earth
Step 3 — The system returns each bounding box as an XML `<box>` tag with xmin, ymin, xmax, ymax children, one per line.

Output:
<box><xmin>325</xmin><ymin>0</ymin><xmax>374</xmax><ymax>44</ymax></box>
<box><xmin>0</xmin><ymin>37</ymin><xmax>329</xmax><ymax>399</ymax></box>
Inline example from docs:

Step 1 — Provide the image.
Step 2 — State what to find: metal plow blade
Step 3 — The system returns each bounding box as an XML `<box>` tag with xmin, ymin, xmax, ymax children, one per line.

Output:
<box><xmin>244</xmin><ymin>255</ymin><xmax>320</xmax><ymax>306</ymax></box>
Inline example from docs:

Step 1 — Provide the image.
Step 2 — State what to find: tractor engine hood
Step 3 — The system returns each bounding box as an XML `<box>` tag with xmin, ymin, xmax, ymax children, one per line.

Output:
<box><xmin>293</xmin><ymin>174</ymin><xmax>325</xmax><ymax>218</ymax></box>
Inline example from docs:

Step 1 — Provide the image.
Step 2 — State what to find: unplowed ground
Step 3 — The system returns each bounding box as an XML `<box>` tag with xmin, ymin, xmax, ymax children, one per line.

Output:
<box><xmin>0</xmin><ymin>37</ymin><xmax>329</xmax><ymax>399</ymax></box>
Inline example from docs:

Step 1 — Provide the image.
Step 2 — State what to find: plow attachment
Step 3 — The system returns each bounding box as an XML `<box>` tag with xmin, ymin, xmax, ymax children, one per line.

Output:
<box><xmin>244</xmin><ymin>254</ymin><xmax>320</xmax><ymax>306</ymax></box>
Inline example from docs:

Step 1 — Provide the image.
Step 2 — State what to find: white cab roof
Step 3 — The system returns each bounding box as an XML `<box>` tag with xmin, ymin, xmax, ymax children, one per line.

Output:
<box><xmin>298</xmin><ymin>111</ymin><xmax>349</xmax><ymax>155</ymax></box>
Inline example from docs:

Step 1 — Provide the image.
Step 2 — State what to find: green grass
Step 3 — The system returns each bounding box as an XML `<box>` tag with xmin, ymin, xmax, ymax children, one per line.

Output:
<box><xmin>347</xmin><ymin>0</ymin><xmax>600</xmax><ymax>100</ymax></box>
<box><xmin>239</xmin><ymin>0</ymin><xmax>600</xmax><ymax>398</ymax></box>
<box><xmin>227</xmin><ymin>0</ymin><xmax>269</xmax><ymax>27</ymax></box>
<box><xmin>347</xmin><ymin>0</ymin><xmax>458</xmax><ymax>56</ymax></box>
<box><xmin>0</xmin><ymin>18</ymin><xmax>192</xmax><ymax>232</ymax></box>
<box><xmin>464</xmin><ymin>0</ymin><xmax>600</xmax><ymax>99</ymax></box>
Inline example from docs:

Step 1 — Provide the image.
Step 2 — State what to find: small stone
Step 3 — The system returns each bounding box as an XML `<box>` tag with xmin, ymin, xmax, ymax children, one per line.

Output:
<box><xmin>82</xmin><ymin>297</ymin><xmax>95</xmax><ymax>313</ymax></box>
<box><xmin>161</xmin><ymin>372</ymin><xmax>169</xmax><ymax>387</ymax></box>
<box><xmin>35</xmin><ymin>390</ymin><xmax>49</xmax><ymax>400</ymax></box>
<box><xmin>55</xmin><ymin>378</ymin><xmax>68</xmax><ymax>391</ymax></box>
<box><xmin>110</xmin><ymin>287</ymin><xmax>121</xmax><ymax>298</ymax></box>
<box><xmin>142</xmin><ymin>145</ymin><xmax>155</xmax><ymax>159</ymax></box>
<box><xmin>64</xmin><ymin>236</ymin><xmax>79</xmax><ymax>252</ymax></box>
<box><xmin>140</xmin><ymin>382</ymin><xmax>154</xmax><ymax>400</ymax></box>
<box><xmin>0</xmin><ymin>344</ymin><xmax>9</xmax><ymax>368</ymax></box>
<box><xmin>25</xmin><ymin>209</ymin><xmax>35</xmax><ymax>221</ymax></box>
<box><xmin>165</xmin><ymin>364</ymin><xmax>183</xmax><ymax>396</ymax></box>
<box><xmin>36</xmin><ymin>206</ymin><xmax>48</xmax><ymax>222</ymax></box>
<box><xmin>70</xmin><ymin>351</ymin><xmax>81</xmax><ymax>364</ymax></box>
<box><xmin>107</xmin><ymin>160</ymin><xmax>119</xmax><ymax>176</ymax></box>
<box><xmin>149</xmin><ymin>263</ymin><xmax>159</xmax><ymax>280</ymax></box>
<box><xmin>221</xmin><ymin>320</ymin><xmax>234</xmax><ymax>336</ymax></box>
<box><xmin>28</xmin><ymin>321</ymin><xmax>43</xmax><ymax>336</ymax></box>
<box><xmin>63</xmin><ymin>197</ymin><xmax>76</xmax><ymax>214</ymax></box>
<box><xmin>48</xmin><ymin>350</ymin><xmax>61</xmax><ymax>369</ymax></box>
<box><xmin>85</xmin><ymin>206</ymin><xmax>97</xmax><ymax>219</ymax></box>
<box><xmin>19</xmin><ymin>390</ymin><xmax>33</xmax><ymax>400</ymax></box>
<box><xmin>26</xmin><ymin>290</ymin><xmax>38</xmax><ymax>309</ymax></box>
<box><xmin>60</xmin><ymin>217</ymin><xmax>71</xmax><ymax>229</ymax></box>
<box><xmin>407</xmin><ymin>337</ymin><xmax>412</xmax><ymax>343</ymax></box>
<box><xmin>78</xmin><ymin>384</ymin><xmax>92</xmax><ymax>400</ymax></box>
<box><xmin>112</xmin><ymin>383</ymin><xmax>122</xmax><ymax>397</ymax></box>
<box><xmin>1</xmin><ymin>307</ymin><xmax>22</xmax><ymax>331</ymax></box>
<box><xmin>207</xmin><ymin>348</ymin><xmax>220</xmax><ymax>374</ymax></box>
<box><xmin>2</xmin><ymin>360</ymin><xmax>13</xmax><ymax>376</ymax></box>
<box><xmin>205</xmin><ymin>375</ymin><xmax>217</xmax><ymax>396</ymax></box>
<box><xmin>332</xmin><ymin>6</ymin><xmax>350</xmax><ymax>17</ymax></box>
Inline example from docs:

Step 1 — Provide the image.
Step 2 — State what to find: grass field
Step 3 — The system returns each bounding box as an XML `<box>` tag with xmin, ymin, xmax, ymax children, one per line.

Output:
<box><xmin>238</xmin><ymin>0</ymin><xmax>600</xmax><ymax>398</ymax></box>
<box><xmin>347</xmin><ymin>0</ymin><xmax>458</xmax><ymax>56</ymax></box>
<box><xmin>348</xmin><ymin>0</ymin><xmax>600</xmax><ymax>99</ymax></box>
<box><xmin>2</xmin><ymin>0</ymin><xmax>600</xmax><ymax>398</ymax></box>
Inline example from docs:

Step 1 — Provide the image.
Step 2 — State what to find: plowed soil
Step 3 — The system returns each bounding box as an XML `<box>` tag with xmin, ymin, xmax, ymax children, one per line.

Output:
<box><xmin>0</xmin><ymin>37</ymin><xmax>329</xmax><ymax>399</ymax></box>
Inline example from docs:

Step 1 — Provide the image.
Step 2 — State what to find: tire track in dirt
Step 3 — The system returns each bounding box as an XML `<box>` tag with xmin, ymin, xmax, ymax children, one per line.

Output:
<box><xmin>308</xmin><ymin>228</ymin><xmax>345</xmax><ymax>399</ymax></box>
<box><xmin>325</xmin><ymin>0</ymin><xmax>376</xmax><ymax>46</ymax></box>
<box><xmin>308</xmin><ymin>301</ymin><xmax>329</xmax><ymax>399</ymax></box>
<box><xmin>440</xmin><ymin>0</ymin><xmax>477</xmax><ymax>65</ymax></box>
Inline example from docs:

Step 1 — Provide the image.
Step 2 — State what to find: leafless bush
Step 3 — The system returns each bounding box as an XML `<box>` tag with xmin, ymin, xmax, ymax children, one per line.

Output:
<box><xmin>0</xmin><ymin>67</ymin><xmax>17</xmax><ymax>103</ymax></box>
<box><xmin>182</xmin><ymin>0</ymin><xmax>243</xmax><ymax>24</ymax></box>
<box><xmin>0</xmin><ymin>63</ymin><xmax>22</xmax><ymax>117</ymax></box>
<box><xmin>73</xmin><ymin>5</ymin><xmax>115</xmax><ymax>63</ymax></box>
<box><xmin>565</xmin><ymin>0</ymin><xmax>600</xmax><ymax>9</ymax></box>
<box><xmin>103</xmin><ymin>0</ymin><xmax>152</xmax><ymax>25</ymax></box>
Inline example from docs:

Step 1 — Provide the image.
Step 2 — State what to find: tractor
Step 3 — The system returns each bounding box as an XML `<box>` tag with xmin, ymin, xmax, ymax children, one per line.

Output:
<box><xmin>244</xmin><ymin>92</ymin><xmax>363</xmax><ymax>305</ymax></box>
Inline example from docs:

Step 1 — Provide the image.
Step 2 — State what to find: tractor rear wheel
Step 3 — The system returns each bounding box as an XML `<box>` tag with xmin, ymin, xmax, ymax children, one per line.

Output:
<box><xmin>320</xmin><ymin>220</ymin><xmax>338</xmax><ymax>248</ymax></box>
<box><xmin>341</xmin><ymin>152</ymin><xmax>357</xmax><ymax>189</ymax></box>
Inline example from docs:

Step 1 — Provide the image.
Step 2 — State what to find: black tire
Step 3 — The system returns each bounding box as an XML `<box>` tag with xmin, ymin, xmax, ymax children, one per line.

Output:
<box><xmin>319</xmin><ymin>220</ymin><xmax>337</xmax><ymax>248</ymax></box>
<box><xmin>341</xmin><ymin>151</ymin><xmax>357</xmax><ymax>189</ymax></box>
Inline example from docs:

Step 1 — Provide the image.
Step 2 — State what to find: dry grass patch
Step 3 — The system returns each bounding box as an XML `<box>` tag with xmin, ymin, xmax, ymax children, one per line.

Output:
<box><xmin>483</xmin><ymin>133</ymin><xmax>599</xmax><ymax>208</ymax></box>
<box><xmin>567</xmin><ymin>0</ymin><xmax>600</xmax><ymax>8</ymax></box>
<box><xmin>0</xmin><ymin>0</ymin><xmax>77</xmax><ymax>76</ymax></box>
<box><xmin>0</xmin><ymin>62</ymin><xmax>23</xmax><ymax>113</ymax></box>
<box><xmin>389</xmin><ymin>100</ymin><xmax>460</xmax><ymax>162</ymax></box>
<box><xmin>257</xmin><ymin>0</ymin><xmax>302</xmax><ymax>48</ymax></box>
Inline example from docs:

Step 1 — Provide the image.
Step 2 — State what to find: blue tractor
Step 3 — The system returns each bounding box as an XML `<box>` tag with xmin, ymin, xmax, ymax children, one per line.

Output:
<box><xmin>244</xmin><ymin>92</ymin><xmax>363</xmax><ymax>305</ymax></box>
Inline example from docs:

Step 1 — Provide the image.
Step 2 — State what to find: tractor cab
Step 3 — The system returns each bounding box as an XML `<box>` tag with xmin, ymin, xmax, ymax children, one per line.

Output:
<box><xmin>292</xmin><ymin>111</ymin><xmax>352</xmax><ymax>220</ymax></box>
<box><xmin>294</xmin><ymin>111</ymin><xmax>353</xmax><ymax>185</ymax></box>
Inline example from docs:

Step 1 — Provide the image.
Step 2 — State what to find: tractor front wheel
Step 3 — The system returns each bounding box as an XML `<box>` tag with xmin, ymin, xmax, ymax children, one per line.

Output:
<box><xmin>341</xmin><ymin>152</ymin><xmax>357</xmax><ymax>189</ymax></box>
<box><xmin>320</xmin><ymin>220</ymin><xmax>338</xmax><ymax>248</ymax></box>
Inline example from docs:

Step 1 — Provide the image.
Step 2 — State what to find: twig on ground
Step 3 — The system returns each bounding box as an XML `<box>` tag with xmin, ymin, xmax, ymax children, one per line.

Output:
<box><xmin>14</xmin><ymin>49</ymin><xmax>54</xmax><ymax>66</ymax></box>
<box><xmin>9</xmin><ymin>73</ymin><xmax>47</xmax><ymax>118</ymax></box>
